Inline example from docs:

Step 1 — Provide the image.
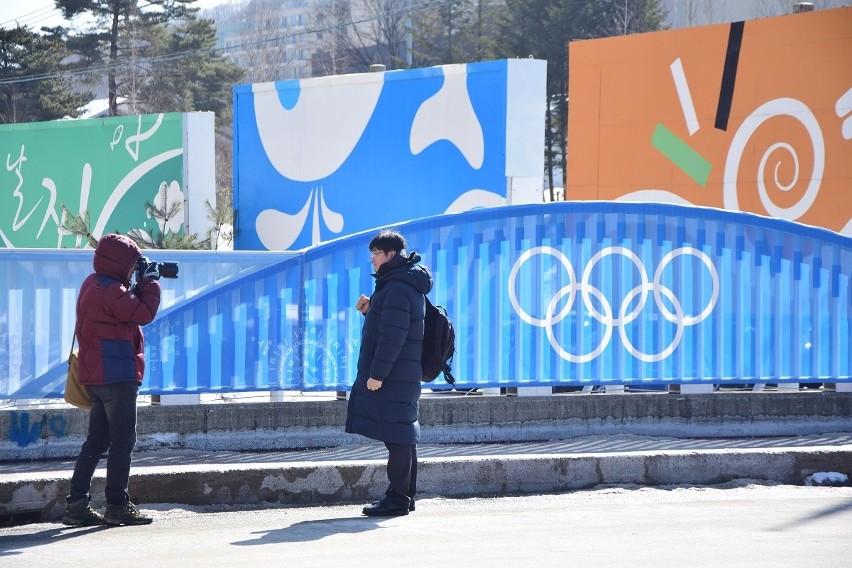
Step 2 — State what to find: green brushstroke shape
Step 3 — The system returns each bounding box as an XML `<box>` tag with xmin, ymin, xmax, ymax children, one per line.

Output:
<box><xmin>651</xmin><ymin>123</ymin><xmax>712</xmax><ymax>187</ymax></box>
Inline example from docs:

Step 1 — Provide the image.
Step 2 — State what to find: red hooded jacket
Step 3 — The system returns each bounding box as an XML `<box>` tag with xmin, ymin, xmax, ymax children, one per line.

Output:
<box><xmin>75</xmin><ymin>234</ymin><xmax>161</xmax><ymax>386</ymax></box>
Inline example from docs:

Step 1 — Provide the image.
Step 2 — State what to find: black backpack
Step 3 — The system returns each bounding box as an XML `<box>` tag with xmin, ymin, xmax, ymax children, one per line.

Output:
<box><xmin>421</xmin><ymin>296</ymin><xmax>456</xmax><ymax>385</ymax></box>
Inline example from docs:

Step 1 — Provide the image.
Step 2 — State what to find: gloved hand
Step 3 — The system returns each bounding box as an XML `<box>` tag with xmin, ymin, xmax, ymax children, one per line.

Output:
<box><xmin>142</xmin><ymin>262</ymin><xmax>160</xmax><ymax>281</ymax></box>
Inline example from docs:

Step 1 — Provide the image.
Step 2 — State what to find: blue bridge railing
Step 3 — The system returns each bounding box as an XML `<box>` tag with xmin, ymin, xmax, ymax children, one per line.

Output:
<box><xmin>1</xmin><ymin>202</ymin><xmax>850</xmax><ymax>398</ymax></box>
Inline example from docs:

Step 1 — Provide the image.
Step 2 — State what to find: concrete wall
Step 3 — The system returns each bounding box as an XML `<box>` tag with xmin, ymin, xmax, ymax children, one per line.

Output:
<box><xmin>3</xmin><ymin>393</ymin><xmax>851</xmax><ymax>461</ymax></box>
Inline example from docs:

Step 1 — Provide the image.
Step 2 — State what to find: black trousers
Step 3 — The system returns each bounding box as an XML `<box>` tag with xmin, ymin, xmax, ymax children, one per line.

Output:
<box><xmin>68</xmin><ymin>382</ymin><xmax>139</xmax><ymax>505</ymax></box>
<box><xmin>384</xmin><ymin>442</ymin><xmax>417</xmax><ymax>507</ymax></box>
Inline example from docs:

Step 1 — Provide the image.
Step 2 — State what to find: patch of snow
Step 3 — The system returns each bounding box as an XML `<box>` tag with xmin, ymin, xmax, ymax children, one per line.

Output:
<box><xmin>805</xmin><ymin>471</ymin><xmax>849</xmax><ymax>486</ymax></box>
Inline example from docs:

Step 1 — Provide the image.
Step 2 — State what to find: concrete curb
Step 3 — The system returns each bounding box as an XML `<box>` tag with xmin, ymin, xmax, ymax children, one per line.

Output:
<box><xmin>4</xmin><ymin>445</ymin><xmax>851</xmax><ymax>523</ymax></box>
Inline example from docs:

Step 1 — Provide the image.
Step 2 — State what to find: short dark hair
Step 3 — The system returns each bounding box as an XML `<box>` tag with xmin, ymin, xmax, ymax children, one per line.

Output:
<box><xmin>369</xmin><ymin>229</ymin><xmax>406</xmax><ymax>254</ymax></box>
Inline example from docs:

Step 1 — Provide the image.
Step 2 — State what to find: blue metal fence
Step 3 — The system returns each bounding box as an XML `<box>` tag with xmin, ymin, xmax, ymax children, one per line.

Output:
<box><xmin>1</xmin><ymin>202</ymin><xmax>850</xmax><ymax>398</ymax></box>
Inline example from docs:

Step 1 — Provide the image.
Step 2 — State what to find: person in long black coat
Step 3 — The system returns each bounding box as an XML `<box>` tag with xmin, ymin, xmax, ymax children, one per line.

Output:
<box><xmin>346</xmin><ymin>229</ymin><xmax>432</xmax><ymax>516</ymax></box>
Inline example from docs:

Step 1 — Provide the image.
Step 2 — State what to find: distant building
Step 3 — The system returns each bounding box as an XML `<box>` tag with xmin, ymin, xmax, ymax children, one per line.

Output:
<box><xmin>204</xmin><ymin>0</ymin><xmax>315</xmax><ymax>82</ymax></box>
<box><xmin>661</xmin><ymin>0</ymin><xmax>850</xmax><ymax>28</ymax></box>
<box><xmin>203</xmin><ymin>0</ymin><xmax>419</xmax><ymax>81</ymax></box>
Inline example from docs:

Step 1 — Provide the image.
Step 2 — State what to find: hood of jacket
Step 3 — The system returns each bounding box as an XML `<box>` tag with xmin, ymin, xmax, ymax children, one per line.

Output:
<box><xmin>93</xmin><ymin>234</ymin><xmax>140</xmax><ymax>284</ymax></box>
<box><xmin>374</xmin><ymin>251</ymin><xmax>432</xmax><ymax>295</ymax></box>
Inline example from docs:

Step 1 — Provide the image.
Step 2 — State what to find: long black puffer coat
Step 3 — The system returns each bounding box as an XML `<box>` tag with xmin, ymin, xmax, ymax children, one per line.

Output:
<box><xmin>345</xmin><ymin>252</ymin><xmax>432</xmax><ymax>445</ymax></box>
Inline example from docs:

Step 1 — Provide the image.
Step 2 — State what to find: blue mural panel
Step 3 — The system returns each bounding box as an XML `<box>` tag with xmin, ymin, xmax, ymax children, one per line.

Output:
<box><xmin>233</xmin><ymin>60</ymin><xmax>546</xmax><ymax>251</ymax></box>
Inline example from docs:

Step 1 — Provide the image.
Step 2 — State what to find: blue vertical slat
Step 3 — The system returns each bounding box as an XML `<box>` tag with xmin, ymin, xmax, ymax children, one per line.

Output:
<box><xmin>536</xmin><ymin>238</ymin><xmax>552</xmax><ymax>383</ymax></box>
<box><xmin>579</xmin><ymin>234</ymin><xmax>592</xmax><ymax>382</ymax></box>
<box><xmin>455</xmin><ymin>242</ymin><xmax>471</xmax><ymax>383</ymax></box>
<box><xmin>194</xmin><ymin>300</ymin><xmax>211</xmax><ymax>391</ymax></box>
<box><xmin>829</xmin><ymin>253</ymin><xmax>841</xmax><ymax>380</ymax></box>
<box><xmin>257</xmin><ymin>293</ymin><xmax>270</xmax><ymax>388</ymax></box>
<box><xmin>477</xmin><ymin>240</ymin><xmax>490</xmax><ymax>383</ymax></box>
<box><xmin>792</xmin><ymin>244</ymin><xmax>802</xmax><ymax>380</ymax></box>
<box><xmin>326</xmin><ymin>271</ymin><xmax>339</xmax><ymax>388</ymax></box>
<box><xmin>612</xmin><ymin>240</ymin><xmax>624</xmax><ymax>382</ymax></box>
<box><xmin>302</xmin><ymin>278</ymin><xmax>317</xmax><ymax>388</ymax></box>
<box><xmin>517</xmin><ymin>238</ymin><xmax>531</xmax><ymax>382</ymax></box>
<box><xmin>777</xmin><ymin>254</ymin><xmax>791</xmax><ymax>380</ymax></box>
<box><xmin>347</xmin><ymin>266</ymin><xmax>363</xmax><ymax>385</ymax></box>
<box><xmin>279</xmin><ymin>286</ymin><xmax>297</xmax><ymax>389</ymax></box>
<box><xmin>186</xmin><ymin>321</ymin><xmax>198</xmax><ymax>390</ymax></box>
<box><xmin>210</xmin><ymin>311</ymin><xmax>224</xmax><ymax>390</ymax></box>
<box><xmin>714</xmin><ymin>224</ymin><xmax>726</xmax><ymax>381</ymax></box>
<box><xmin>233</xmin><ymin>301</ymin><xmax>248</xmax><ymax>390</ymax></box>
<box><xmin>0</xmin><ymin>287</ymin><xmax>9</xmax><ymax>392</ymax></box>
<box><xmin>498</xmin><ymin>238</ymin><xmax>511</xmax><ymax>384</ymax></box>
<box><xmin>771</xmin><ymin>244</ymin><xmax>782</xmax><ymax>381</ymax></box>
<box><xmin>811</xmin><ymin>252</ymin><xmax>823</xmax><ymax>380</ymax></box>
<box><xmin>734</xmin><ymin>230</ymin><xmax>745</xmax><ymax>380</ymax></box>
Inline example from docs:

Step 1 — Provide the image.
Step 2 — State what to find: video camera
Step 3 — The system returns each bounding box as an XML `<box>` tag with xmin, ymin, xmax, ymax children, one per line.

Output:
<box><xmin>135</xmin><ymin>255</ymin><xmax>179</xmax><ymax>281</ymax></box>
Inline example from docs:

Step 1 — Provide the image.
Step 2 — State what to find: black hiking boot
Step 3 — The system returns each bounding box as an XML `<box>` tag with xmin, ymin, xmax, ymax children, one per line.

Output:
<box><xmin>104</xmin><ymin>501</ymin><xmax>153</xmax><ymax>526</ymax></box>
<box><xmin>62</xmin><ymin>498</ymin><xmax>106</xmax><ymax>527</ymax></box>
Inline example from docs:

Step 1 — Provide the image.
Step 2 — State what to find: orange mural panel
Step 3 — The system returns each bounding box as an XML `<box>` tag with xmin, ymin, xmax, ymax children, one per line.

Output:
<box><xmin>566</xmin><ymin>7</ymin><xmax>852</xmax><ymax>236</ymax></box>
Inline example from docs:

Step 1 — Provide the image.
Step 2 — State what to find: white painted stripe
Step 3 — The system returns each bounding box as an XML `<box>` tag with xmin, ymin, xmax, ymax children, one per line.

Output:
<box><xmin>35</xmin><ymin>288</ymin><xmax>50</xmax><ymax>375</ymax></box>
<box><xmin>8</xmin><ymin>289</ymin><xmax>22</xmax><ymax>389</ymax></box>
<box><xmin>670</xmin><ymin>58</ymin><xmax>700</xmax><ymax>136</ymax></box>
<box><xmin>63</xmin><ymin>288</ymin><xmax>77</xmax><ymax>351</ymax></box>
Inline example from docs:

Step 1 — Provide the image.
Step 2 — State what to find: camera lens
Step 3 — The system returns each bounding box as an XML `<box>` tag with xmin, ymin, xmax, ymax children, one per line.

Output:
<box><xmin>159</xmin><ymin>262</ymin><xmax>179</xmax><ymax>279</ymax></box>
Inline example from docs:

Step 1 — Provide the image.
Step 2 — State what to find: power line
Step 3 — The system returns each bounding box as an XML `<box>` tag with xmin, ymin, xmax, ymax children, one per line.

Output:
<box><xmin>0</xmin><ymin>5</ymin><xmax>64</xmax><ymax>29</ymax></box>
<box><xmin>0</xmin><ymin>0</ymin><xmax>461</xmax><ymax>86</ymax></box>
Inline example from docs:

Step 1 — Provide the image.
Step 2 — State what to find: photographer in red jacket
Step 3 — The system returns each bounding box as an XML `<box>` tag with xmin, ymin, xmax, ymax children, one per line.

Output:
<box><xmin>62</xmin><ymin>234</ymin><xmax>161</xmax><ymax>527</ymax></box>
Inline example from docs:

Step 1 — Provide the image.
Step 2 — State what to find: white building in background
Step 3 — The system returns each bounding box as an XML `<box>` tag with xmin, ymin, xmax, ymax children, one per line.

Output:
<box><xmin>202</xmin><ymin>0</ymin><xmax>418</xmax><ymax>81</ymax></box>
<box><xmin>203</xmin><ymin>0</ymin><xmax>315</xmax><ymax>82</ymax></box>
<box><xmin>660</xmin><ymin>0</ymin><xmax>851</xmax><ymax>28</ymax></box>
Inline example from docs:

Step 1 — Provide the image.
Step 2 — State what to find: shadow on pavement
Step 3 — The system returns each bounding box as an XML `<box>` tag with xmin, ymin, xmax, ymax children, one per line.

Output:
<box><xmin>0</xmin><ymin>525</ymin><xmax>110</xmax><ymax>555</ymax></box>
<box><xmin>769</xmin><ymin>498</ymin><xmax>852</xmax><ymax>531</ymax></box>
<box><xmin>231</xmin><ymin>515</ymin><xmax>385</xmax><ymax>545</ymax></box>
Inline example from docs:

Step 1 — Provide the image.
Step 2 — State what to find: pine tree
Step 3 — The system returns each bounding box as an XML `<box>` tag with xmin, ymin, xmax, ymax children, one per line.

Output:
<box><xmin>55</xmin><ymin>0</ymin><xmax>198</xmax><ymax>116</ymax></box>
<box><xmin>0</xmin><ymin>26</ymin><xmax>86</xmax><ymax>123</ymax></box>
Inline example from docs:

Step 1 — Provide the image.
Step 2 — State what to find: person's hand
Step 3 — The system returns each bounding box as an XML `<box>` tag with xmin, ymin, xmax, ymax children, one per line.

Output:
<box><xmin>356</xmin><ymin>294</ymin><xmax>370</xmax><ymax>314</ymax></box>
<box><xmin>367</xmin><ymin>378</ymin><xmax>383</xmax><ymax>391</ymax></box>
<box><xmin>141</xmin><ymin>262</ymin><xmax>160</xmax><ymax>281</ymax></box>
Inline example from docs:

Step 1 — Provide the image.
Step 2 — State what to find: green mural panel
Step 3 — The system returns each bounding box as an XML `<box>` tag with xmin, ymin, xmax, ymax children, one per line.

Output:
<box><xmin>0</xmin><ymin>113</ymin><xmax>185</xmax><ymax>248</ymax></box>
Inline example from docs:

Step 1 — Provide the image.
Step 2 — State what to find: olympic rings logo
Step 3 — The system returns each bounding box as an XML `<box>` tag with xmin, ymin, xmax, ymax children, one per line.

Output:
<box><xmin>508</xmin><ymin>246</ymin><xmax>719</xmax><ymax>363</ymax></box>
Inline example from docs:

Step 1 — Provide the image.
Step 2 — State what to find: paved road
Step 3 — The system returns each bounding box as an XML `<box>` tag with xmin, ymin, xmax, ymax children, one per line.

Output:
<box><xmin>2</xmin><ymin>483</ymin><xmax>851</xmax><ymax>567</ymax></box>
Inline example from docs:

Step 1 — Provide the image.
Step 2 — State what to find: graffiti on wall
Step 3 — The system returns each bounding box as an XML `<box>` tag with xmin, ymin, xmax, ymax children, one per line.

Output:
<box><xmin>567</xmin><ymin>6</ymin><xmax>852</xmax><ymax>236</ymax></box>
<box><xmin>7</xmin><ymin>412</ymin><xmax>67</xmax><ymax>448</ymax></box>
<box><xmin>0</xmin><ymin>113</ymin><xmax>188</xmax><ymax>248</ymax></box>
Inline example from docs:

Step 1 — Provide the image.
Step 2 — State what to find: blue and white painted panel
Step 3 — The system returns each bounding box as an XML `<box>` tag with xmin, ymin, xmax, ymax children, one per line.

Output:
<box><xmin>233</xmin><ymin>59</ymin><xmax>547</xmax><ymax>251</ymax></box>
<box><xmin>1</xmin><ymin>202</ymin><xmax>850</xmax><ymax>398</ymax></box>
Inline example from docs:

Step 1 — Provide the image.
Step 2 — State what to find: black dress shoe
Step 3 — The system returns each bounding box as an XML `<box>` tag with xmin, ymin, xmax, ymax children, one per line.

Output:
<box><xmin>362</xmin><ymin>498</ymin><xmax>409</xmax><ymax>517</ymax></box>
<box><xmin>409</xmin><ymin>498</ymin><xmax>415</xmax><ymax>511</ymax></box>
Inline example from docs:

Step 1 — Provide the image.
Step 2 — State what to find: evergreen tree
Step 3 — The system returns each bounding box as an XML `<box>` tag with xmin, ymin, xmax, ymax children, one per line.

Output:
<box><xmin>0</xmin><ymin>26</ymin><xmax>86</xmax><ymax>123</ymax></box>
<box><xmin>54</xmin><ymin>0</ymin><xmax>198</xmax><ymax>116</ymax></box>
<box><xmin>125</xmin><ymin>16</ymin><xmax>243</xmax><ymax>116</ymax></box>
<box><xmin>411</xmin><ymin>0</ymin><xmax>500</xmax><ymax>66</ymax></box>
